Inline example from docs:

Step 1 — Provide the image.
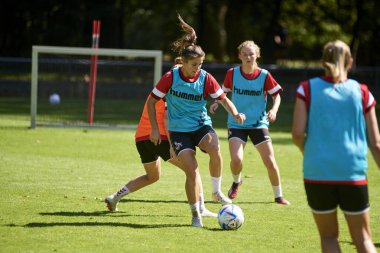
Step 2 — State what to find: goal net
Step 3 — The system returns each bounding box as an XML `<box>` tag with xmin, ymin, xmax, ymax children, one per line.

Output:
<box><xmin>30</xmin><ymin>46</ymin><xmax>162</xmax><ymax>128</ymax></box>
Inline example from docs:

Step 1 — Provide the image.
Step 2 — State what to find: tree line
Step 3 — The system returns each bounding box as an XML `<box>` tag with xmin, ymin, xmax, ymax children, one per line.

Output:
<box><xmin>0</xmin><ymin>0</ymin><xmax>379</xmax><ymax>66</ymax></box>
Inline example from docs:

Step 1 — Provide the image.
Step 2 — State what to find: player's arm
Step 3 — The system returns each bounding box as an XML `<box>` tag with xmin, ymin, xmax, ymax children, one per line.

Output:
<box><xmin>292</xmin><ymin>97</ymin><xmax>307</xmax><ymax>154</ymax></box>
<box><xmin>219</xmin><ymin>96</ymin><xmax>246</xmax><ymax>124</ymax></box>
<box><xmin>147</xmin><ymin>95</ymin><xmax>161</xmax><ymax>146</ymax></box>
<box><xmin>365</xmin><ymin>106</ymin><xmax>380</xmax><ymax>169</ymax></box>
<box><xmin>148</xmin><ymin>71</ymin><xmax>172</xmax><ymax>146</ymax></box>
<box><xmin>210</xmin><ymin>69</ymin><xmax>232</xmax><ymax>114</ymax></box>
<box><xmin>265</xmin><ymin>73</ymin><xmax>282</xmax><ymax>123</ymax></box>
<box><xmin>163</xmin><ymin>109</ymin><xmax>176</xmax><ymax>159</ymax></box>
<box><xmin>267</xmin><ymin>93</ymin><xmax>281</xmax><ymax>123</ymax></box>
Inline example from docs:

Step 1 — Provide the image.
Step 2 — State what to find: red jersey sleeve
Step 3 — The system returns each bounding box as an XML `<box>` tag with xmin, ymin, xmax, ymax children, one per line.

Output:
<box><xmin>222</xmin><ymin>68</ymin><xmax>234</xmax><ymax>91</ymax></box>
<box><xmin>151</xmin><ymin>71</ymin><xmax>173</xmax><ymax>100</ymax></box>
<box><xmin>296</xmin><ymin>80</ymin><xmax>311</xmax><ymax>112</ymax></box>
<box><xmin>204</xmin><ymin>73</ymin><xmax>226</xmax><ymax>100</ymax></box>
<box><xmin>360</xmin><ymin>83</ymin><xmax>377</xmax><ymax>114</ymax></box>
<box><xmin>264</xmin><ymin>72</ymin><xmax>283</xmax><ymax>95</ymax></box>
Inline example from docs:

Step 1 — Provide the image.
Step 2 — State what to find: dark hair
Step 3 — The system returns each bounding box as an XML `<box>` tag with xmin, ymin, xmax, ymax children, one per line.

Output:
<box><xmin>171</xmin><ymin>14</ymin><xmax>205</xmax><ymax>61</ymax></box>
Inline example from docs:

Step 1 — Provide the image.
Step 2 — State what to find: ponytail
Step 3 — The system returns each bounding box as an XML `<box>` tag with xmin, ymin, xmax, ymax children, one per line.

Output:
<box><xmin>171</xmin><ymin>14</ymin><xmax>205</xmax><ymax>61</ymax></box>
<box><xmin>321</xmin><ymin>40</ymin><xmax>352</xmax><ymax>82</ymax></box>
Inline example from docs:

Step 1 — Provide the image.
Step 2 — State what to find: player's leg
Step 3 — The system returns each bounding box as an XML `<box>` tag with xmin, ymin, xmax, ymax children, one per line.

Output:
<box><xmin>227</xmin><ymin>137</ymin><xmax>245</xmax><ymax>199</ymax></box>
<box><xmin>229</xmin><ymin>138</ymin><xmax>245</xmax><ymax>175</ymax></box>
<box><xmin>176</xmin><ymin>149</ymin><xmax>202</xmax><ymax>227</ymax></box>
<box><xmin>174</xmin><ymin>150</ymin><xmax>199</xmax><ymax>204</ymax></box>
<box><xmin>313</xmin><ymin>212</ymin><xmax>342</xmax><ymax>253</ymax></box>
<box><xmin>168</xmin><ymin>157</ymin><xmax>216</xmax><ymax>217</ymax></box>
<box><xmin>340</xmin><ymin>184</ymin><xmax>376</xmax><ymax>252</ymax></box>
<box><xmin>305</xmin><ymin>183</ymin><xmax>342</xmax><ymax>252</ymax></box>
<box><xmin>344</xmin><ymin>212</ymin><xmax>376</xmax><ymax>253</ymax></box>
<box><xmin>255</xmin><ymin>140</ymin><xmax>289</xmax><ymax>204</ymax></box>
<box><xmin>105</xmin><ymin>159</ymin><xmax>161</xmax><ymax>212</ymax></box>
<box><xmin>125</xmin><ymin>160</ymin><xmax>161</xmax><ymax>192</ymax></box>
<box><xmin>196</xmin><ymin>173</ymin><xmax>217</xmax><ymax>217</ymax></box>
<box><xmin>197</xmin><ymin>127</ymin><xmax>231</xmax><ymax>205</ymax></box>
<box><xmin>105</xmin><ymin>140</ymin><xmax>161</xmax><ymax>211</ymax></box>
<box><xmin>170</xmin><ymin>131</ymin><xmax>203</xmax><ymax>227</ymax></box>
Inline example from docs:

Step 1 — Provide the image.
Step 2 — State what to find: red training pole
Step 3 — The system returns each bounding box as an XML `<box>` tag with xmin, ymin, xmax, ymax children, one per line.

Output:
<box><xmin>87</xmin><ymin>20</ymin><xmax>101</xmax><ymax>124</ymax></box>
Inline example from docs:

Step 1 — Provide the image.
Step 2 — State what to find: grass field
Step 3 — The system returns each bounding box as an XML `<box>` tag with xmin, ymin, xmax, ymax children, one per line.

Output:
<box><xmin>0</xmin><ymin>99</ymin><xmax>379</xmax><ymax>253</ymax></box>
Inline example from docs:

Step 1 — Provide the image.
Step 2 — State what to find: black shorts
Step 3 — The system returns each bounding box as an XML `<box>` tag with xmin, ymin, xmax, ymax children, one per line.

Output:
<box><xmin>135</xmin><ymin>140</ymin><xmax>171</xmax><ymax>164</ymax></box>
<box><xmin>304</xmin><ymin>182</ymin><xmax>370</xmax><ymax>214</ymax></box>
<box><xmin>170</xmin><ymin>125</ymin><xmax>216</xmax><ymax>156</ymax></box>
<box><xmin>228</xmin><ymin>128</ymin><xmax>271</xmax><ymax>146</ymax></box>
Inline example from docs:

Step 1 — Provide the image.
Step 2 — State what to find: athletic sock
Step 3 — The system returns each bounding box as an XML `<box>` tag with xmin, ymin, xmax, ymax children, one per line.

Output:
<box><xmin>232</xmin><ymin>173</ymin><xmax>242</xmax><ymax>184</ymax></box>
<box><xmin>199</xmin><ymin>192</ymin><xmax>205</xmax><ymax>211</ymax></box>
<box><xmin>211</xmin><ymin>176</ymin><xmax>222</xmax><ymax>193</ymax></box>
<box><xmin>189</xmin><ymin>202</ymin><xmax>201</xmax><ymax>217</ymax></box>
<box><xmin>114</xmin><ymin>185</ymin><xmax>130</xmax><ymax>201</ymax></box>
<box><xmin>272</xmin><ymin>185</ymin><xmax>282</xmax><ymax>199</ymax></box>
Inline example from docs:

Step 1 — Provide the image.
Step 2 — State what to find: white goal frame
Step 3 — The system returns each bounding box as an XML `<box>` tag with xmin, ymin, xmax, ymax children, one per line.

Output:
<box><xmin>30</xmin><ymin>45</ymin><xmax>162</xmax><ymax>128</ymax></box>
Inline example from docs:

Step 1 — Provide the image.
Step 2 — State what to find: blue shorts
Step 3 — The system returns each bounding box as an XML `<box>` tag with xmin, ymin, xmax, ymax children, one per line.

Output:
<box><xmin>135</xmin><ymin>140</ymin><xmax>171</xmax><ymax>164</ymax></box>
<box><xmin>304</xmin><ymin>182</ymin><xmax>370</xmax><ymax>215</ymax></box>
<box><xmin>228</xmin><ymin>128</ymin><xmax>271</xmax><ymax>146</ymax></box>
<box><xmin>169</xmin><ymin>125</ymin><xmax>216</xmax><ymax>156</ymax></box>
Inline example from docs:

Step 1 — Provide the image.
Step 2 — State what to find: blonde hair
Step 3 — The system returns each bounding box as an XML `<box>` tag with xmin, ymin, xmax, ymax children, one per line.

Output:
<box><xmin>171</xmin><ymin>14</ymin><xmax>205</xmax><ymax>61</ymax></box>
<box><xmin>321</xmin><ymin>40</ymin><xmax>352</xmax><ymax>82</ymax></box>
<box><xmin>237</xmin><ymin>40</ymin><xmax>261</xmax><ymax>58</ymax></box>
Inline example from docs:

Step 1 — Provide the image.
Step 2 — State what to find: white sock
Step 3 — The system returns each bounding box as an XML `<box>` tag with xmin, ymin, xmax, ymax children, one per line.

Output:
<box><xmin>272</xmin><ymin>185</ymin><xmax>282</xmax><ymax>199</ymax></box>
<box><xmin>232</xmin><ymin>173</ymin><xmax>241</xmax><ymax>183</ymax></box>
<box><xmin>211</xmin><ymin>176</ymin><xmax>222</xmax><ymax>193</ymax></box>
<box><xmin>189</xmin><ymin>202</ymin><xmax>200</xmax><ymax>218</ymax></box>
<box><xmin>114</xmin><ymin>185</ymin><xmax>130</xmax><ymax>201</ymax></box>
<box><xmin>199</xmin><ymin>192</ymin><xmax>205</xmax><ymax>211</ymax></box>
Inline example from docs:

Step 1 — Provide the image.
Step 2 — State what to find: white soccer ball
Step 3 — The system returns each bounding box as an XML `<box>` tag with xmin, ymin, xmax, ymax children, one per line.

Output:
<box><xmin>49</xmin><ymin>93</ymin><xmax>60</xmax><ymax>105</ymax></box>
<box><xmin>218</xmin><ymin>204</ymin><xmax>244</xmax><ymax>230</ymax></box>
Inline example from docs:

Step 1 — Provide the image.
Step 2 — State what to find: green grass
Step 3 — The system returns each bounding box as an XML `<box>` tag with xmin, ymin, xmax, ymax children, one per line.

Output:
<box><xmin>0</xmin><ymin>101</ymin><xmax>379</xmax><ymax>253</ymax></box>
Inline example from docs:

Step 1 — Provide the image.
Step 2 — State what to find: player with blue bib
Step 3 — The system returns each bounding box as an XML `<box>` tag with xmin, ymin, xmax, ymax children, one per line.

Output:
<box><xmin>292</xmin><ymin>40</ymin><xmax>380</xmax><ymax>252</ymax></box>
<box><xmin>147</xmin><ymin>14</ymin><xmax>245</xmax><ymax>228</ymax></box>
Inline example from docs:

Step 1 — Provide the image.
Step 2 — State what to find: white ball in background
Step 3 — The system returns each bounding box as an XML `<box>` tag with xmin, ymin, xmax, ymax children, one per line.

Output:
<box><xmin>49</xmin><ymin>93</ymin><xmax>61</xmax><ymax>105</ymax></box>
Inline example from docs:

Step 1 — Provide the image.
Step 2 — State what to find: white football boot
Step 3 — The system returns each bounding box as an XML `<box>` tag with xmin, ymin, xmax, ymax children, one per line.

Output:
<box><xmin>105</xmin><ymin>195</ymin><xmax>119</xmax><ymax>212</ymax></box>
<box><xmin>212</xmin><ymin>191</ymin><xmax>232</xmax><ymax>205</ymax></box>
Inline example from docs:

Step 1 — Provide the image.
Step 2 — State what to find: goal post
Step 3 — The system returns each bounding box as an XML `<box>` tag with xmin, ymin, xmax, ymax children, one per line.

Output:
<box><xmin>30</xmin><ymin>45</ymin><xmax>162</xmax><ymax>128</ymax></box>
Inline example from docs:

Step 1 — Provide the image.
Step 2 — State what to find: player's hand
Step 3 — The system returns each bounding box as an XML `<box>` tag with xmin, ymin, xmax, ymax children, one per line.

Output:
<box><xmin>234</xmin><ymin>113</ymin><xmax>246</xmax><ymax>124</ymax></box>
<box><xmin>267</xmin><ymin>109</ymin><xmax>277</xmax><ymax>123</ymax></box>
<box><xmin>209</xmin><ymin>102</ymin><xmax>219</xmax><ymax>114</ymax></box>
<box><xmin>149</xmin><ymin>129</ymin><xmax>161</xmax><ymax>146</ymax></box>
<box><xmin>169</xmin><ymin>146</ymin><xmax>177</xmax><ymax>160</ymax></box>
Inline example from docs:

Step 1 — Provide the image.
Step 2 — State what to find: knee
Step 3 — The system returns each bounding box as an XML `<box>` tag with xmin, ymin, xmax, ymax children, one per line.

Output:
<box><xmin>264</xmin><ymin>159</ymin><xmax>278</xmax><ymax>171</ymax></box>
<box><xmin>206</xmin><ymin>142</ymin><xmax>220</xmax><ymax>154</ymax></box>
<box><xmin>320</xmin><ymin>230</ymin><xmax>339</xmax><ymax>242</ymax></box>
<box><xmin>185</xmin><ymin>169</ymin><xmax>198</xmax><ymax>182</ymax></box>
<box><xmin>231</xmin><ymin>156</ymin><xmax>243</xmax><ymax>168</ymax></box>
<box><xmin>146</xmin><ymin>172</ymin><xmax>160</xmax><ymax>183</ymax></box>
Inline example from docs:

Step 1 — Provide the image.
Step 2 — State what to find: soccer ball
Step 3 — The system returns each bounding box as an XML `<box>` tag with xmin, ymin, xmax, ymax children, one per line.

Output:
<box><xmin>49</xmin><ymin>93</ymin><xmax>60</xmax><ymax>105</ymax></box>
<box><xmin>217</xmin><ymin>204</ymin><xmax>244</xmax><ymax>230</ymax></box>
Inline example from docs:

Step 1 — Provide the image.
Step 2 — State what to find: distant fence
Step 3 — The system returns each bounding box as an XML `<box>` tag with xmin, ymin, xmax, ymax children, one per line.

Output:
<box><xmin>0</xmin><ymin>57</ymin><xmax>379</xmax><ymax>102</ymax></box>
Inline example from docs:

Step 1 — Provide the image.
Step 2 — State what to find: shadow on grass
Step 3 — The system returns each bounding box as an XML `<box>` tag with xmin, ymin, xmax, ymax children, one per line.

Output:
<box><xmin>0</xmin><ymin>125</ymin><xmax>30</xmax><ymax>130</ymax></box>
<box><xmin>119</xmin><ymin>199</ymin><xmax>187</xmax><ymax>204</ymax></box>
<box><xmin>341</xmin><ymin>240</ymin><xmax>380</xmax><ymax>249</ymax></box>
<box><xmin>38</xmin><ymin>211</ymin><xmax>184</xmax><ymax>218</ymax></box>
<box><xmin>120</xmin><ymin>198</ymin><xmax>273</xmax><ymax>205</ymax></box>
<box><xmin>5</xmin><ymin>222</ymin><xmax>190</xmax><ymax>229</ymax></box>
<box><xmin>39</xmin><ymin>211</ymin><xmax>109</xmax><ymax>216</ymax></box>
<box><xmin>6</xmin><ymin>222</ymin><xmax>228</xmax><ymax>231</ymax></box>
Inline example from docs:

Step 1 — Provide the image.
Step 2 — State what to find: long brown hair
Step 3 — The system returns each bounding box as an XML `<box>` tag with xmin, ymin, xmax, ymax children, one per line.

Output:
<box><xmin>171</xmin><ymin>14</ymin><xmax>205</xmax><ymax>62</ymax></box>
